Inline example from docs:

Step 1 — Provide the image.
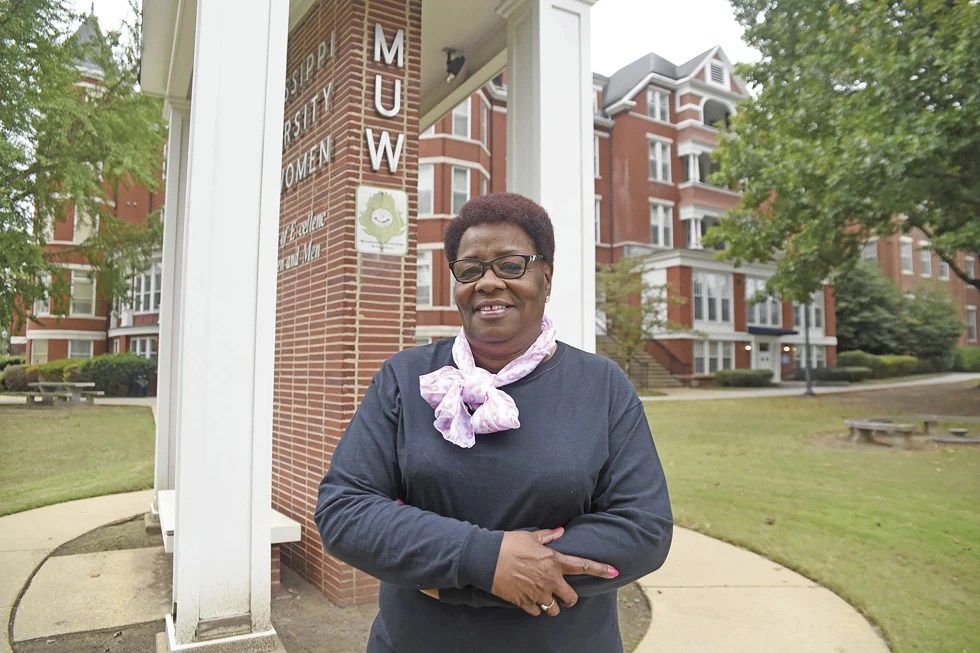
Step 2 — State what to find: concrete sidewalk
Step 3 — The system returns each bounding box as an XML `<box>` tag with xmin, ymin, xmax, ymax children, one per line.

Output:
<box><xmin>1</xmin><ymin>492</ymin><xmax>890</xmax><ymax>653</ymax></box>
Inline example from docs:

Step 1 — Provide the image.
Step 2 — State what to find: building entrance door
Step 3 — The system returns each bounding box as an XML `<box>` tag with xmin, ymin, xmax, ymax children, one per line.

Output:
<box><xmin>756</xmin><ymin>340</ymin><xmax>780</xmax><ymax>383</ymax></box>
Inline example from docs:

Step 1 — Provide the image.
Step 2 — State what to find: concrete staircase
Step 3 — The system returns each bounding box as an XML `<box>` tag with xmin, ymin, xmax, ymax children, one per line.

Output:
<box><xmin>596</xmin><ymin>336</ymin><xmax>685</xmax><ymax>389</ymax></box>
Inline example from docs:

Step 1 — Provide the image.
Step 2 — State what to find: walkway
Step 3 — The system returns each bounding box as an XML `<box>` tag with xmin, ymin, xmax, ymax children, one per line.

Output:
<box><xmin>0</xmin><ymin>492</ymin><xmax>890</xmax><ymax>653</ymax></box>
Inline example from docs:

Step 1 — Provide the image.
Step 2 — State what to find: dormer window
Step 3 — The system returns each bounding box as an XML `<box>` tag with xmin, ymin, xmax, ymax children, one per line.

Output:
<box><xmin>708</xmin><ymin>61</ymin><xmax>728</xmax><ymax>88</ymax></box>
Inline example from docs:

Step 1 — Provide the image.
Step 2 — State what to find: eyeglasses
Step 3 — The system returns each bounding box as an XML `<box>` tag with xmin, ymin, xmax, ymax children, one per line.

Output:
<box><xmin>448</xmin><ymin>254</ymin><xmax>545</xmax><ymax>283</ymax></box>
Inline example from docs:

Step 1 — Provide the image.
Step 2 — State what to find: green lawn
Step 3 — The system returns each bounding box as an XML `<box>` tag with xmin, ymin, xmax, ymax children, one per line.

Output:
<box><xmin>0</xmin><ymin>404</ymin><xmax>155</xmax><ymax>517</ymax></box>
<box><xmin>646</xmin><ymin>384</ymin><xmax>980</xmax><ymax>653</ymax></box>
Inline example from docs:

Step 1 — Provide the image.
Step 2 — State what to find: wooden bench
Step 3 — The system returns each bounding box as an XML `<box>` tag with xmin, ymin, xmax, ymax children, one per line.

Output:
<box><xmin>845</xmin><ymin>419</ymin><xmax>916</xmax><ymax>448</ymax></box>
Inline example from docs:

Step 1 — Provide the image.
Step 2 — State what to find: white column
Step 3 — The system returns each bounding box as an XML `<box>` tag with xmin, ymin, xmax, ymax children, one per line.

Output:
<box><xmin>152</xmin><ymin>103</ymin><xmax>189</xmax><ymax>512</ymax></box>
<box><xmin>498</xmin><ymin>0</ymin><xmax>598</xmax><ymax>352</ymax></box>
<box><xmin>166</xmin><ymin>0</ymin><xmax>288</xmax><ymax>649</ymax></box>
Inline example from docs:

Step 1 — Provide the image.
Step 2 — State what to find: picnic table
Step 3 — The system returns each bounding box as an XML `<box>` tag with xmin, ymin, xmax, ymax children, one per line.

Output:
<box><xmin>26</xmin><ymin>381</ymin><xmax>102</xmax><ymax>407</ymax></box>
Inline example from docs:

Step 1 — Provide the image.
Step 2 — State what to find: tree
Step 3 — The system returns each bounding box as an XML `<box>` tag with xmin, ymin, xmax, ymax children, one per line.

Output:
<box><xmin>833</xmin><ymin>261</ymin><xmax>906</xmax><ymax>355</ymax></box>
<box><xmin>901</xmin><ymin>285</ymin><xmax>963</xmax><ymax>370</ymax></box>
<box><xmin>707</xmin><ymin>0</ymin><xmax>980</xmax><ymax>299</ymax></box>
<box><xmin>596</xmin><ymin>256</ymin><xmax>684</xmax><ymax>379</ymax></box>
<box><xmin>0</xmin><ymin>1</ymin><xmax>166</xmax><ymax>332</ymax></box>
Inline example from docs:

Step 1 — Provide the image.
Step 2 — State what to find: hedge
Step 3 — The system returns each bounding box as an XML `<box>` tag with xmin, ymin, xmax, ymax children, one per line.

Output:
<box><xmin>715</xmin><ymin>369</ymin><xmax>773</xmax><ymax>387</ymax></box>
<box><xmin>74</xmin><ymin>353</ymin><xmax>156</xmax><ymax>397</ymax></box>
<box><xmin>0</xmin><ymin>355</ymin><xmax>25</xmax><ymax>372</ymax></box>
<box><xmin>33</xmin><ymin>358</ymin><xmax>84</xmax><ymax>382</ymax></box>
<box><xmin>836</xmin><ymin>350</ymin><xmax>879</xmax><ymax>372</ymax></box>
<box><xmin>953</xmin><ymin>346</ymin><xmax>980</xmax><ymax>372</ymax></box>
<box><xmin>876</xmin><ymin>355</ymin><xmax>918</xmax><ymax>378</ymax></box>
<box><xmin>815</xmin><ymin>366</ymin><xmax>874</xmax><ymax>383</ymax></box>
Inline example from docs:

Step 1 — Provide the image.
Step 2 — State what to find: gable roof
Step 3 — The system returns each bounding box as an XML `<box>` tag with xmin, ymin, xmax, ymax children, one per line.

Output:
<box><xmin>600</xmin><ymin>46</ymin><xmax>746</xmax><ymax>112</ymax></box>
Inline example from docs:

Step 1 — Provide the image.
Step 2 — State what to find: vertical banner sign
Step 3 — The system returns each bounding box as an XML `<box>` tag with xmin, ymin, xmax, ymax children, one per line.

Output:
<box><xmin>357</xmin><ymin>23</ymin><xmax>408</xmax><ymax>256</ymax></box>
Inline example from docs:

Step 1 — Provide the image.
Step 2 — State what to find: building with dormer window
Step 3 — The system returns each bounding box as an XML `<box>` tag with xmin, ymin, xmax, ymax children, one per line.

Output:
<box><xmin>415</xmin><ymin>48</ymin><xmax>838</xmax><ymax>385</ymax></box>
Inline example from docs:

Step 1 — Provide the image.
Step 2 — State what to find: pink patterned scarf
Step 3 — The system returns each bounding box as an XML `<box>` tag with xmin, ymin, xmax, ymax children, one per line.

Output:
<box><xmin>419</xmin><ymin>315</ymin><xmax>557</xmax><ymax>448</ymax></box>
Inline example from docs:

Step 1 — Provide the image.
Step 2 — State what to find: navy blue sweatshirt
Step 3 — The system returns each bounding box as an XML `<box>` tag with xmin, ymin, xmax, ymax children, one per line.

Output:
<box><xmin>314</xmin><ymin>340</ymin><xmax>673</xmax><ymax>653</ymax></box>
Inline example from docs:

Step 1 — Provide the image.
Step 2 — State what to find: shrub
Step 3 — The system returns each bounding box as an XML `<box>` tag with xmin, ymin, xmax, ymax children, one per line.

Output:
<box><xmin>953</xmin><ymin>347</ymin><xmax>980</xmax><ymax>372</ymax></box>
<box><xmin>836</xmin><ymin>350</ymin><xmax>879</xmax><ymax>372</ymax></box>
<box><xmin>34</xmin><ymin>358</ymin><xmax>84</xmax><ymax>382</ymax></box>
<box><xmin>0</xmin><ymin>355</ymin><xmax>26</xmax><ymax>372</ymax></box>
<box><xmin>75</xmin><ymin>353</ymin><xmax>156</xmax><ymax>397</ymax></box>
<box><xmin>914</xmin><ymin>354</ymin><xmax>954</xmax><ymax>374</ymax></box>
<box><xmin>876</xmin><ymin>355</ymin><xmax>918</xmax><ymax>378</ymax></box>
<box><xmin>2</xmin><ymin>365</ymin><xmax>29</xmax><ymax>392</ymax></box>
<box><xmin>814</xmin><ymin>366</ymin><xmax>874</xmax><ymax>383</ymax></box>
<box><xmin>715</xmin><ymin>369</ymin><xmax>773</xmax><ymax>387</ymax></box>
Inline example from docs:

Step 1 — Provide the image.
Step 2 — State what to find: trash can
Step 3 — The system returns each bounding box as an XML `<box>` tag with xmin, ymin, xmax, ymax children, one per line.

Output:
<box><xmin>131</xmin><ymin>373</ymin><xmax>150</xmax><ymax>397</ymax></box>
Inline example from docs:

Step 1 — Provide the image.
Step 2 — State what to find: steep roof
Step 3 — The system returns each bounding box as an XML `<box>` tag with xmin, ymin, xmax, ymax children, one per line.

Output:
<box><xmin>600</xmin><ymin>46</ymin><xmax>744</xmax><ymax>111</ymax></box>
<box><xmin>68</xmin><ymin>13</ymin><xmax>104</xmax><ymax>76</ymax></box>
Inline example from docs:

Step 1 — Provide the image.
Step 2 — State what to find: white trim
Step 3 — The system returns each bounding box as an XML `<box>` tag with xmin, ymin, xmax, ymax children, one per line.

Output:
<box><xmin>417</xmin><ymin>242</ymin><xmax>445</xmax><ymax>251</ymax></box>
<box><xmin>429</xmin><ymin>132</ymin><xmax>492</xmax><ymax>157</ymax></box>
<box><xmin>108</xmin><ymin>325</ymin><xmax>161</xmax><ymax>338</ymax></box>
<box><xmin>418</xmin><ymin>156</ymin><xmax>491</xmax><ymax>180</ymax></box>
<box><xmin>644</xmin><ymin>132</ymin><xmax>675</xmax><ymax>145</ymax></box>
<box><xmin>415</xmin><ymin>325</ymin><xmax>460</xmax><ymax>338</ymax></box>
<box><xmin>26</xmin><ymin>330</ymin><xmax>106</xmax><ymax>341</ymax></box>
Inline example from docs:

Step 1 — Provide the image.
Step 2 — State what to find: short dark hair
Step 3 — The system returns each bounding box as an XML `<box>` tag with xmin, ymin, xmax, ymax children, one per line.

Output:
<box><xmin>443</xmin><ymin>193</ymin><xmax>556</xmax><ymax>263</ymax></box>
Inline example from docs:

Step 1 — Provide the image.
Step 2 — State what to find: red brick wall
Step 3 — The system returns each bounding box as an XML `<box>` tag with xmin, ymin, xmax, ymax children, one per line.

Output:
<box><xmin>273</xmin><ymin>0</ymin><xmax>422</xmax><ymax>606</ymax></box>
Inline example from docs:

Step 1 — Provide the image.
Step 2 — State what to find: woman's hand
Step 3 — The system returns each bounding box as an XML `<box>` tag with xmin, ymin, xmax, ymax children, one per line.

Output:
<box><xmin>491</xmin><ymin>527</ymin><xmax>618</xmax><ymax>617</ymax></box>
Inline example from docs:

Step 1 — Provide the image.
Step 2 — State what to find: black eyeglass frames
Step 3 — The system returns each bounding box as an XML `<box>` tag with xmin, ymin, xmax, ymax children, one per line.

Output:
<box><xmin>448</xmin><ymin>254</ymin><xmax>545</xmax><ymax>283</ymax></box>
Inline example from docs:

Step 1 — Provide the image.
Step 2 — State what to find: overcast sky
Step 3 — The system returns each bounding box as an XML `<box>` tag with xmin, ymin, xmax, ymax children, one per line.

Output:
<box><xmin>73</xmin><ymin>0</ymin><xmax>759</xmax><ymax>77</ymax></box>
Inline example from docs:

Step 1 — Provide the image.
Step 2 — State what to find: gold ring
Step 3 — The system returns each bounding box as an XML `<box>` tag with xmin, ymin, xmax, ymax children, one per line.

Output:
<box><xmin>539</xmin><ymin>599</ymin><xmax>556</xmax><ymax>611</ymax></box>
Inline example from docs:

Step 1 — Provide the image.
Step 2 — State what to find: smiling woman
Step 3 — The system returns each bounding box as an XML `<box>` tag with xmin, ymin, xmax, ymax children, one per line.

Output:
<box><xmin>314</xmin><ymin>193</ymin><xmax>673</xmax><ymax>653</ymax></box>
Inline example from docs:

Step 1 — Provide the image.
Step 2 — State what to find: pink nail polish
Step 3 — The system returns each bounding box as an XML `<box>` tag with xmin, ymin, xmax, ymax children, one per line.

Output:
<box><xmin>607</xmin><ymin>566</ymin><xmax>619</xmax><ymax>578</ymax></box>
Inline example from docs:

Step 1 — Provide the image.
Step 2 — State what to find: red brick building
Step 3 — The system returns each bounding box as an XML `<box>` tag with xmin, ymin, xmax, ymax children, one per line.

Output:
<box><xmin>23</xmin><ymin>16</ymin><xmax>164</xmax><ymax>371</ymax></box>
<box><xmin>415</xmin><ymin>48</ymin><xmax>839</xmax><ymax>384</ymax></box>
<box><xmin>861</xmin><ymin>231</ymin><xmax>979</xmax><ymax>346</ymax></box>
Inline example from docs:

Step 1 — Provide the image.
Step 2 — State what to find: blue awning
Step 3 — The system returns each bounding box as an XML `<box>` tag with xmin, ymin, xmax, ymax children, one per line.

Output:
<box><xmin>747</xmin><ymin>326</ymin><xmax>798</xmax><ymax>337</ymax></box>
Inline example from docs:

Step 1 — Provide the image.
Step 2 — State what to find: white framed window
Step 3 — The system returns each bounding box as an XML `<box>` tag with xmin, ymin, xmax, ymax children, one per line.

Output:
<box><xmin>593</xmin><ymin>86</ymin><xmax>601</xmax><ymax>113</ymax></box>
<box><xmin>451</xmin><ymin>166</ymin><xmax>470</xmax><ymax>215</ymax></box>
<box><xmin>130</xmin><ymin>337</ymin><xmax>157</xmax><ymax>362</ymax></box>
<box><xmin>480</xmin><ymin>173</ymin><xmax>488</xmax><ymax>197</ymax></box>
<box><xmin>452</xmin><ymin>99</ymin><xmax>470</xmax><ymax>138</ymax></box>
<box><xmin>646</xmin><ymin>87</ymin><xmax>669</xmax><ymax>122</ymax></box>
<box><xmin>594</xmin><ymin>196</ymin><xmax>601</xmax><ymax>243</ymax></box>
<box><xmin>31</xmin><ymin>339</ymin><xmax>48</xmax><ymax>365</ymax></box>
<box><xmin>967</xmin><ymin>306</ymin><xmax>977</xmax><ymax>343</ymax></box>
<box><xmin>745</xmin><ymin>277</ymin><xmax>781</xmax><ymax>327</ymax></box>
<box><xmin>70</xmin><ymin>270</ymin><xmax>95</xmax><ymax>316</ymax></box>
<box><xmin>939</xmin><ymin>259</ymin><xmax>950</xmax><ymax>280</ymax></box>
<box><xmin>33</xmin><ymin>274</ymin><xmax>51</xmax><ymax>316</ymax></box>
<box><xmin>112</xmin><ymin>339</ymin><xmax>120</xmax><ymax>353</ymax></box>
<box><xmin>594</xmin><ymin>134</ymin><xmax>600</xmax><ymax>178</ymax></box>
<box><xmin>693</xmin><ymin>271</ymin><xmax>731</xmax><ymax>323</ymax></box>
<box><xmin>650</xmin><ymin>203</ymin><xmax>673</xmax><ymax>248</ymax></box>
<box><xmin>794</xmin><ymin>345</ymin><xmax>827</xmax><ymax>369</ymax></box>
<box><xmin>417</xmin><ymin>164</ymin><xmax>434</xmax><ymax>215</ymax></box>
<box><xmin>421</xmin><ymin>124</ymin><xmax>435</xmax><ymax>136</ymax></box>
<box><xmin>68</xmin><ymin>339</ymin><xmax>93</xmax><ymax>359</ymax></box>
<box><xmin>648</xmin><ymin>139</ymin><xmax>671</xmax><ymax>183</ymax></box>
<box><xmin>861</xmin><ymin>239</ymin><xmax>878</xmax><ymax>261</ymax></box>
<box><xmin>965</xmin><ymin>256</ymin><xmax>976</xmax><ymax>279</ymax></box>
<box><xmin>416</xmin><ymin>249</ymin><xmax>432</xmax><ymax>307</ymax></box>
<box><xmin>900</xmin><ymin>237</ymin><xmax>914</xmax><ymax>274</ymax></box>
<box><xmin>480</xmin><ymin>102</ymin><xmax>489</xmax><ymax>147</ymax></box>
<box><xmin>694</xmin><ymin>340</ymin><xmax>735</xmax><ymax>374</ymax></box>
<box><xmin>919</xmin><ymin>241</ymin><xmax>932</xmax><ymax>277</ymax></box>
<box><xmin>73</xmin><ymin>209</ymin><xmax>97</xmax><ymax>244</ymax></box>
<box><xmin>708</xmin><ymin>61</ymin><xmax>728</xmax><ymax>87</ymax></box>
<box><xmin>449</xmin><ymin>274</ymin><xmax>457</xmax><ymax>308</ymax></box>
<box><xmin>793</xmin><ymin>293</ymin><xmax>825</xmax><ymax>329</ymax></box>
<box><xmin>132</xmin><ymin>263</ymin><xmax>162</xmax><ymax>313</ymax></box>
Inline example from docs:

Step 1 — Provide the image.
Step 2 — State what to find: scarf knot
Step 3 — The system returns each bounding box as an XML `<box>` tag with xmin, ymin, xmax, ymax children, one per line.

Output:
<box><xmin>419</xmin><ymin>316</ymin><xmax>557</xmax><ymax>448</ymax></box>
